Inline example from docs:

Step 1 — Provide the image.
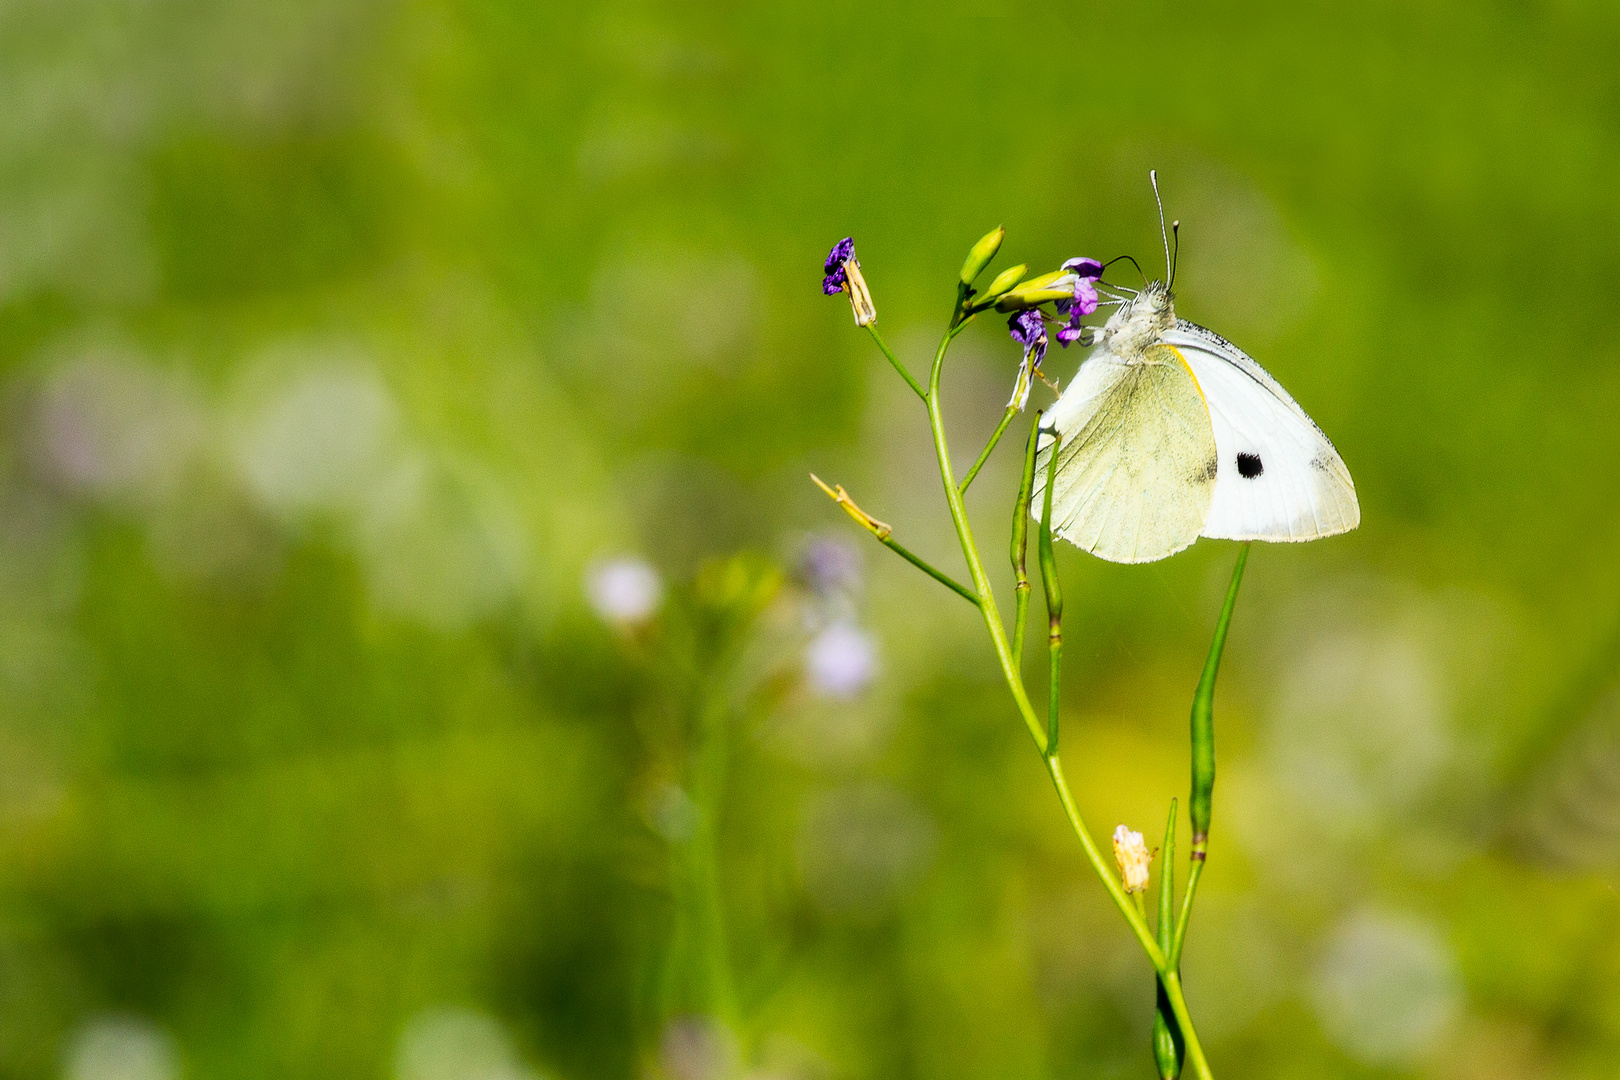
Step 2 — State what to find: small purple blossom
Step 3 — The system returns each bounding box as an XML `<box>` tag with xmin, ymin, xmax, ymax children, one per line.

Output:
<box><xmin>1008</xmin><ymin>309</ymin><xmax>1047</xmax><ymax>369</ymax></box>
<box><xmin>1006</xmin><ymin>309</ymin><xmax>1049</xmax><ymax>411</ymax></box>
<box><xmin>1055</xmin><ymin>257</ymin><xmax>1104</xmax><ymax>346</ymax></box>
<box><xmin>821</xmin><ymin>236</ymin><xmax>876</xmax><ymax>324</ymax></box>
<box><xmin>822</xmin><ymin>237</ymin><xmax>856</xmax><ymax>295</ymax></box>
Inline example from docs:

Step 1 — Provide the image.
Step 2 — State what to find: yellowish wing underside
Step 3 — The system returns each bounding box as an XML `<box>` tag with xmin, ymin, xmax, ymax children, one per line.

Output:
<box><xmin>1035</xmin><ymin>345</ymin><xmax>1218</xmax><ymax>564</ymax></box>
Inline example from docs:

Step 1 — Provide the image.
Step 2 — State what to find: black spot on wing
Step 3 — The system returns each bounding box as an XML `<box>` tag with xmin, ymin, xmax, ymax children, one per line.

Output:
<box><xmin>1195</xmin><ymin>456</ymin><xmax>1218</xmax><ymax>483</ymax></box>
<box><xmin>1237</xmin><ymin>452</ymin><xmax>1264</xmax><ymax>479</ymax></box>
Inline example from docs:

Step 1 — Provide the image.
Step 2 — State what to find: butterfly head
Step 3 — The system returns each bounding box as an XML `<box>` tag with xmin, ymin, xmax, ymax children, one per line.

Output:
<box><xmin>1101</xmin><ymin>280</ymin><xmax>1175</xmax><ymax>358</ymax></box>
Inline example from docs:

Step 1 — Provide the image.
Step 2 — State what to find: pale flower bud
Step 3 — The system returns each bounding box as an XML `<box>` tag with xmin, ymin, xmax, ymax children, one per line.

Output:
<box><xmin>1113</xmin><ymin>824</ymin><xmax>1151</xmax><ymax>894</ymax></box>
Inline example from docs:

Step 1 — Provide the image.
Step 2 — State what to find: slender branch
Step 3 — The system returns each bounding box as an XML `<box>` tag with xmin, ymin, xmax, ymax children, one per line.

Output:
<box><xmin>1172</xmin><ymin>542</ymin><xmax>1250</xmax><ymax>963</ymax></box>
<box><xmin>1037</xmin><ymin>430</ymin><xmax>1062</xmax><ymax>755</ymax></box>
<box><xmin>1047</xmin><ymin>757</ymin><xmax>1213</xmax><ymax>1080</ymax></box>
<box><xmin>925</xmin><ymin>324</ymin><xmax>1047</xmax><ymax>751</ymax></box>
<box><xmin>1009</xmin><ymin>420</ymin><xmax>1039</xmax><ymax>667</ymax></box>
<box><xmin>1158</xmin><ymin>798</ymin><xmax>1177</xmax><ymax>947</ymax></box>
<box><xmin>810</xmin><ymin>475</ymin><xmax>980</xmax><ymax>605</ymax></box>
<box><xmin>922</xmin><ymin>302</ymin><xmax>1215</xmax><ymax>1079</ymax></box>
<box><xmin>864</xmin><ymin>324</ymin><xmax>927</xmax><ymax>401</ymax></box>
<box><xmin>1154</xmin><ymin>800</ymin><xmax>1185</xmax><ymax>1080</ymax></box>
<box><xmin>960</xmin><ymin>406</ymin><xmax>1018</xmax><ymax>493</ymax></box>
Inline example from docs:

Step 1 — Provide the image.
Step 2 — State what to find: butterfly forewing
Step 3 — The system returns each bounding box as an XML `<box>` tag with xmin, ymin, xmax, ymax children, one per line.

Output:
<box><xmin>1035</xmin><ymin>344</ymin><xmax>1219</xmax><ymax>564</ymax></box>
<box><xmin>1163</xmin><ymin>321</ymin><xmax>1359</xmax><ymax>542</ymax></box>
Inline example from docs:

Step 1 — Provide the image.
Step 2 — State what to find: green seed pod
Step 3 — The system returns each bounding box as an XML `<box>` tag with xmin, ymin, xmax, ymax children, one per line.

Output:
<box><xmin>958</xmin><ymin>225</ymin><xmax>1005</xmax><ymax>285</ymax></box>
<box><xmin>1190</xmin><ymin>544</ymin><xmax>1249</xmax><ymax>850</ymax></box>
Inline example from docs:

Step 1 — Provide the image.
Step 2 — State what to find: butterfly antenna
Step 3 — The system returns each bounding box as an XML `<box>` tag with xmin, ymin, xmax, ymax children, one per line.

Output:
<box><xmin>1150</xmin><ymin>170</ymin><xmax>1171</xmax><ymax>284</ymax></box>
<box><xmin>1169</xmin><ymin>220</ymin><xmax>1180</xmax><ymax>289</ymax></box>
<box><xmin>1103</xmin><ymin>254</ymin><xmax>1147</xmax><ymax>289</ymax></box>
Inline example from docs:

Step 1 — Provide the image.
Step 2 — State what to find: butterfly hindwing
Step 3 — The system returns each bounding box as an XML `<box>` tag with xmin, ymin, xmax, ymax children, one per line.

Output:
<box><xmin>1163</xmin><ymin>320</ymin><xmax>1360</xmax><ymax>542</ymax></box>
<box><xmin>1034</xmin><ymin>344</ymin><xmax>1219</xmax><ymax>564</ymax></box>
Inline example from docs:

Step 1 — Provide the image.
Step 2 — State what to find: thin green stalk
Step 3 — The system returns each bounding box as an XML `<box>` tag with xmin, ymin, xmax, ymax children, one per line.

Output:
<box><xmin>661</xmin><ymin>681</ymin><xmax>738</xmax><ymax>1029</ymax></box>
<box><xmin>923</xmin><ymin>317</ymin><xmax>1214</xmax><ymax>1080</ymax></box>
<box><xmin>960</xmin><ymin>406</ymin><xmax>1018</xmax><ymax>493</ymax></box>
<box><xmin>1009</xmin><ymin>420</ymin><xmax>1039</xmax><ymax>667</ymax></box>
<box><xmin>811</xmin><ymin>474</ymin><xmax>979</xmax><ymax>605</ymax></box>
<box><xmin>865</xmin><ymin>324</ymin><xmax>927</xmax><ymax>401</ymax></box>
<box><xmin>878</xmin><ymin>535</ymin><xmax>981</xmax><ymax>605</ymax></box>
<box><xmin>925</xmin><ymin>325</ymin><xmax>1046</xmax><ymax>752</ymax></box>
<box><xmin>1172</xmin><ymin>543</ymin><xmax>1250</xmax><ymax>964</ymax></box>
<box><xmin>1037</xmin><ymin>428</ymin><xmax>1062</xmax><ymax>755</ymax></box>
<box><xmin>1154</xmin><ymin>800</ymin><xmax>1185</xmax><ymax>1079</ymax></box>
<box><xmin>1047</xmin><ymin>757</ymin><xmax>1213</xmax><ymax>1080</ymax></box>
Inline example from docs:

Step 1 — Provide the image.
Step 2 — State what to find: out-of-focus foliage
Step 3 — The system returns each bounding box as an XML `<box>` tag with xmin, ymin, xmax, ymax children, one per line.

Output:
<box><xmin>0</xmin><ymin>2</ymin><xmax>1617</xmax><ymax>1079</ymax></box>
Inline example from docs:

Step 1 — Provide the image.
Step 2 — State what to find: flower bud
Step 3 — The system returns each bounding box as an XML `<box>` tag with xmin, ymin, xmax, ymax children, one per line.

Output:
<box><xmin>994</xmin><ymin>287</ymin><xmax>1075</xmax><ymax>312</ymax></box>
<box><xmin>1113</xmin><ymin>824</ymin><xmax>1151</xmax><ymax>894</ymax></box>
<box><xmin>982</xmin><ymin>263</ymin><xmax>1027</xmax><ymax>301</ymax></box>
<box><xmin>958</xmin><ymin>225</ymin><xmax>1005</xmax><ymax>285</ymax></box>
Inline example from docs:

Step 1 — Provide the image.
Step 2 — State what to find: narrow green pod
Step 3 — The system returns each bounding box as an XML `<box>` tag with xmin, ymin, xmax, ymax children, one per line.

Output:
<box><xmin>1037</xmin><ymin>429</ymin><xmax>1062</xmax><ymax>755</ymax></box>
<box><xmin>1010</xmin><ymin>416</ymin><xmax>1040</xmax><ymax>664</ymax></box>
<box><xmin>1189</xmin><ymin>544</ymin><xmax>1249</xmax><ymax>852</ymax></box>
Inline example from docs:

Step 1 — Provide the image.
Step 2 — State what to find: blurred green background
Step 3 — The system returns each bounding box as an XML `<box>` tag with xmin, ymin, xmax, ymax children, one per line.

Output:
<box><xmin>0</xmin><ymin>3</ymin><xmax>1618</xmax><ymax>1079</ymax></box>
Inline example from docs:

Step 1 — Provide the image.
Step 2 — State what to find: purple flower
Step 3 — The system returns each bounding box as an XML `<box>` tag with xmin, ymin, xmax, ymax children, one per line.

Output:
<box><xmin>1055</xmin><ymin>257</ymin><xmax>1103</xmax><ymax>346</ymax></box>
<box><xmin>1008</xmin><ymin>309</ymin><xmax>1047</xmax><ymax>368</ymax></box>
<box><xmin>821</xmin><ymin>236</ymin><xmax>876</xmax><ymax>325</ymax></box>
<box><xmin>822</xmin><ymin>237</ymin><xmax>856</xmax><ymax>295</ymax></box>
<box><xmin>1006</xmin><ymin>309</ymin><xmax>1048</xmax><ymax>411</ymax></box>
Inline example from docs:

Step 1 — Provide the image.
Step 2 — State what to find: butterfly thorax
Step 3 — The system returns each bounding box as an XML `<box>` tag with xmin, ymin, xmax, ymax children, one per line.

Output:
<box><xmin>1100</xmin><ymin>281</ymin><xmax>1175</xmax><ymax>361</ymax></box>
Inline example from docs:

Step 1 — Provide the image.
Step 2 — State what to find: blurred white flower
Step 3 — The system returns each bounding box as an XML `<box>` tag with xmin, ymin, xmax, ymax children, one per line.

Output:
<box><xmin>804</xmin><ymin>622</ymin><xmax>876</xmax><ymax>699</ymax></box>
<box><xmin>396</xmin><ymin>1007</ymin><xmax>539</xmax><ymax>1080</ymax></box>
<box><xmin>1310</xmin><ymin>909</ymin><xmax>1462</xmax><ymax>1066</ymax></box>
<box><xmin>63</xmin><ymin>1015</ymin><xmax>177</xmax><ymax>1080</ymax></box>
<box><xmin>1112</xmin><ymin>825</ymin><xmax>1151</xmax><ymax>894</ymax></box>
<box><xmin>584</xmin><ymin>556</ymin><xmax>663</xmax><ymax>625</ymax></box>
<box><xmin>233</xmin><ymin>353</ymin><xmax>399</xmax><ymax>518</ymax></box>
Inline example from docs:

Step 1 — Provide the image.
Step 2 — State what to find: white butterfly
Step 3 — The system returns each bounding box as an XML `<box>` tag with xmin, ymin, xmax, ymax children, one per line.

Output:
<box><xmin>1033</xmin><ymin>276</ymin><xmax>1359</xmax><ymax>564</ymax></box>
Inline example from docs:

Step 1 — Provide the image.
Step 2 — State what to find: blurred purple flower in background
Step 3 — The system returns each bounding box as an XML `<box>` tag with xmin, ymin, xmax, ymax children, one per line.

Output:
<box><xmin>805</xmin><ymin>621</ymin><xmax>877</xmax><ymax>699</ymax></box>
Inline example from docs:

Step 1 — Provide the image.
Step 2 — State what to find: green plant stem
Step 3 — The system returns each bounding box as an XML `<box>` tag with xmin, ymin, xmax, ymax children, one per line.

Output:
<box><xmin>865</xmin><ymin>324</ymin><xmax>927</xmax><ymax>401</ymax></box>
<box><xmin>878</xmin><ymin>534</ymin><xmax>981</xmax><ymax>605</ymax></box>
<box><xmin>925</xmin><ymin>325</ymin><xmax>1047</xmax><ymax>751</ymax></box>
<box><xmin>1154</xmin><ymin>800</ymin><xmax>1185</xmax><ymax>1079</ymax></box>
<box><xmin>960</xmin><ymin>406</ymin><xmax>1018</xmax><ymax>493</ymax></box>
<box><xmin>919</xmin><ymin>320</ymin><xmax>1214</xmax><ymax>1080</ymax></box>
<box><xmin>1171</xmin><ymin>543</ymin><xmax>1250</xmax><ymax>965</ymax></box>
<box><xmin>1047</xmin><ymin>757</ymin><xmax>1213</xmax><ymax>1080</ymax></box>
<box><xmin>812</xmin><ymin>474</ymin><xmax>980</xmax><ymax>605</ymax></box>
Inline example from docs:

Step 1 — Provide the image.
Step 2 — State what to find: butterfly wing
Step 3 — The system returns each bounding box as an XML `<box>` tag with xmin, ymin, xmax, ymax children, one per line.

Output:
<box><xmin>1162</xmin><ymin>320</ymin><xmax>1359</xmax><ymax>542</ymax></box>
<box><xmin>1034</xmin><ymin>344</ymin><xmax>1218</xmax><ymax>564</ymax></box>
